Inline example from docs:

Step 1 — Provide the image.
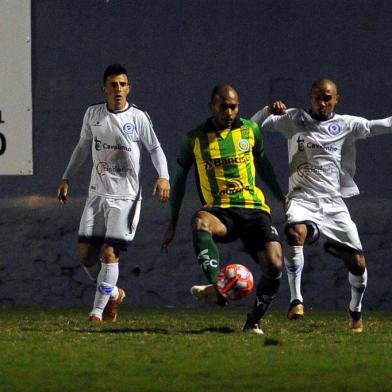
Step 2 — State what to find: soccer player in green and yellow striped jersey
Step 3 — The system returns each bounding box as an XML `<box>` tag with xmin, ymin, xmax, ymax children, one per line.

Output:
<box><xmin>162</xmin><ymin>85</ymin><xmax>285</xmax><ymax>334</ymax></box>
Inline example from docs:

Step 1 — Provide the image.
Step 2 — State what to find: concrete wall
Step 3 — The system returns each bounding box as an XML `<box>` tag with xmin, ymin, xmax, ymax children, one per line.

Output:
<box><xmin>1</xmin><ymin>0</ymin><xmax>392</xmax><ymax>309</ymax></box>
<box><xmin>1</xmin><ymin>196</ymin><xmax>391</xmax><ymax>310</ymax></box>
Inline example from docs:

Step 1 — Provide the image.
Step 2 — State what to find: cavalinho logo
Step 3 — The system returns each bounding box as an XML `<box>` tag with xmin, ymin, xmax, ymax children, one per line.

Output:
<box><xmin>94</xmin><ymin>136</ymin><xmax>102</xmax><ymax>151</ymax></box>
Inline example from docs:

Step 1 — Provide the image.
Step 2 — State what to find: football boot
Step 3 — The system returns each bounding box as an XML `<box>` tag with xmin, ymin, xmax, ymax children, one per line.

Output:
<box><xmin>242</xmin><ymin>321</ymin><xmax>264</xmax><ymax>335</ymax></box>
<box><xmin>348</xmin><ymin>309</ymin><xmax>363</xmax><ymax>333</ymax></box>
<box><xmin>190</xmin><ymin>284</ymin><xmax>227</xmax><ymax>306</ymax></box>
<box><xmin>89</xmin><ymin>315</ymin><xmax>102</xmax><ymax>323</ymax></box>
<box><xmin>287</xmin><ymin>299</ymin><xmax>304</xmax><ymax>320</ymax></box>
<box><xmin>102</xmin><ymin>288</ymin><xmax>126</xmax><ymax>322</ymax></box>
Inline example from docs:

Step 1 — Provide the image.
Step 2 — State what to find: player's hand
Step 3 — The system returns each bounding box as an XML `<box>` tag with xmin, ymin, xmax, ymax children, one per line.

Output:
<box><xmin>161</xmin><ymin>221</ymin><xmax>176</xmax><ymax>253</ymax></box>
<box><xmin>153</xmin><ymin>178</ymin><xmax>170</xmax><ymax>203</ymax></box>
<box><xmin>281</xmin><ymin>195</ymin><xmax>289</xmax><ymax>212</ymax></box>
<box><xmin>269</xmin><ymin>101</ymin><xmax>287</xmax><ymax>115</ymax></box>
<box><xmin>57</xmin><ymin>179</ymin><xmax>69</xmax><ymax>204</ymax></box>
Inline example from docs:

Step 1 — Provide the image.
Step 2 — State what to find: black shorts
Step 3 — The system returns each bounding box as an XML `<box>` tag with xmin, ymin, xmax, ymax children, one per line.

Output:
<box><xmin>200</xmin><ymin>207</ymin><xmax>280</xmax><ymax>255</ymax></box>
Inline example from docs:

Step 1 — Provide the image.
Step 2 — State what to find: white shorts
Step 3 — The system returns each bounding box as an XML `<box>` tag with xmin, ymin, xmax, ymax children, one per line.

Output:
<box><xmin>285</xmin><ymin>196</ymin><xmax>363</xmax><ymax>252</ymax></box>
<box><xmin>78</xmin><ymin>194</ymin><xmax>141</xmax><ymax>250</ymax></box>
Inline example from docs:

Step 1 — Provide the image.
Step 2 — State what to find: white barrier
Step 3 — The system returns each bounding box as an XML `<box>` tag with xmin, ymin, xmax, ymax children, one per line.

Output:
<box><xmin>0</xmin><ymin>0</ymin><xmax>32</xmax><ymax>175</ymax></box>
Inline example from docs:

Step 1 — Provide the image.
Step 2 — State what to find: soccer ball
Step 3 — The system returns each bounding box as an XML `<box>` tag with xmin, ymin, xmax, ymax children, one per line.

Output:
<box><xmin>216</xmin><ymin>264</ymin><xmax>254</xmax><ymax>301</ymax></box>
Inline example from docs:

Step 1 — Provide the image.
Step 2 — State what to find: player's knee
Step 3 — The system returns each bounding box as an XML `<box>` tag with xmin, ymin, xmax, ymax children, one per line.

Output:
<box><xmin>79</xmin><ymin>243</ymin><xmax>99</xmax><ymax>267</ymax></box>
<box><xmin>264</xmin><ymin>243</ymin><xmax>283</xmax><ymax>273</ymax></box>
<box><xmin>286</xmin><ymin>225</ymin><xmax>307</xmax><ymax>246</ymax></box>
<box><xmin>346</xmin><ymin>253</ymin><xmax>366</xmax><ymax>275</ymax></box>
<box><xmin>101</xmin><ymin>244</ymin><xmax>120</xmax><ymax>263</ymax></box>
<box><xmin>191</xmin><ymin>213</ymin><xmax>211</xmax><ymax>232</ymax></box>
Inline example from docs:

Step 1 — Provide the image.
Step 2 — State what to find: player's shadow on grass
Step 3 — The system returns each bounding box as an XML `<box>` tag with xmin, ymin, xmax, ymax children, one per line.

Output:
<box><xmin>79</xmin><ymin>326</ymin><xmax>235</xmax><ymax>334</ymax></box>
<box><xmin>78</xmin><ymin>327</ymin><xmax>171</xmax><ymax>334</ymax></box>
<box><xmin>21</xmin><ymin>326</ymin><xmax>235</xmax><ymax>334</ymax></box>
<box><xmin>20</xmin><ymin>327</ymin><xmax>170</xmax><ymax>334</ymax></box>
<box><xmin>181</xmin><ymin>327</ymin><xmax>235</xmax><ymax>334</ymax></box>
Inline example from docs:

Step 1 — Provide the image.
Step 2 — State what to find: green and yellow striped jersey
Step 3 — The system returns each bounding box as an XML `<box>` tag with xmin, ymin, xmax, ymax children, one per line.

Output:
<box><xmin>177</xmin><ymin>117</ymin><xmax>270</xmax><ymax>213</ymax></box>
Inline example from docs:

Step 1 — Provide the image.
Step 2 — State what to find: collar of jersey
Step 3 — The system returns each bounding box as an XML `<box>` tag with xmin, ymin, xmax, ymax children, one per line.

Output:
<box><xmin>305</xmin><ymin>109</ymin><xmax>336</xmax><ymax>122</ymax></box>
<box><xmin>106</xmin><ymin>102</ymin><xmax>132</xmax><ymax>114</ymax></box>
<box><xmin>203</xmin><ymin>117</ymin><xmax>242</xmax><ymax>133</ymax></box>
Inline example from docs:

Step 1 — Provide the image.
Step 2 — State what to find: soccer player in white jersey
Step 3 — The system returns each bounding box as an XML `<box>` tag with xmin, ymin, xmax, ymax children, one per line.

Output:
<box><xmin>57</xmin><ymin>64</ymin><xmax>170</xmax><ymax>322</ymax></box>
<box><xmin>251</xmin><ymin>78</ymin><xmax>392</xmax><ymax>332</ymax></box>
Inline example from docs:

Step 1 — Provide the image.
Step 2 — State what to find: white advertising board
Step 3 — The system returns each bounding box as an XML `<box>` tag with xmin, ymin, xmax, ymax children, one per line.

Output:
<box><xmin>0</xmin><ymin>0</ymin><xmax>33</xmax><ymax>175</ymax></box>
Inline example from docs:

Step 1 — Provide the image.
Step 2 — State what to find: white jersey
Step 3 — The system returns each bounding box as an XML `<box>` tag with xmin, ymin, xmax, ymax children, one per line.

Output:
<box><xmin>253</xmin><ymin>108</ymin><xmax>392</xmax><ymax>199</ymax></box>
<box><xmin>259</xmin><ymin>109</ymin><xmax>371</xmax><ymax>198</ymax></box>
<box><xmin>63</xmin><ymin>102</ymin><xmax>169</xmax><ymax>199</ymax></box>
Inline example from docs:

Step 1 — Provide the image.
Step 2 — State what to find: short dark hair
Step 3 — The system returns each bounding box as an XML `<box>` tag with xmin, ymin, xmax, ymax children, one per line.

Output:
<box><xmin>210</xmin><ymin>84</ymin><xmax>238</xmax><ymax>103</ymax></box>
<box><xmin>103</xmin><ymin>64</ymin><xmax>128</xmax><ymax>84</ymax></box>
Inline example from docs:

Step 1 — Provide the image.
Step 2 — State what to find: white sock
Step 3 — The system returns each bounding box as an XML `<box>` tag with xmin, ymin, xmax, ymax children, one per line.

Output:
<box><xmin>83</xmin><ymin>262</ymin><xmax>101</xmax><ymax>282</ymax></box>
<box><xmin>349</xmin><ymin>269</ymin><xmax>367</xmax><ymax>313</ymax></box>
<box><xmin>90</xmin><ymin>262</ymin><xmax>120</xmax><ymax>317</ymax></box>
<box><xmin>285</xmin><ymin>245</ymin><xmax>304</xmax><ymax>303</ymax></box>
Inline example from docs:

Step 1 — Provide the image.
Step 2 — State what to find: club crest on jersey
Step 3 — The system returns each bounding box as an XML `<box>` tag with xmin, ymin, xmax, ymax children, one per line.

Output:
<box><xmin>327</xmin><ymin>122</ymin><xmax>342</xmax><ymax>136</ymax></box>
<box><xmin>238</xmin><ymin>139</ymin><xmax>250</xmax><ymax>152</ymax></box>
<box><xmin>123</xmin><ymin>123</ymin><xmax>136</xmax><ymax>134</ymax></box>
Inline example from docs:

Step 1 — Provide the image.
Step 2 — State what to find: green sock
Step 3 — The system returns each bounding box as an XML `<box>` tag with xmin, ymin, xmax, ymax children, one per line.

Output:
<box><xmin>247</xmin><ymin>272</ymin><xmax>282</xmax><ymax>324</ymax></box>
<box><xmin>192</xmin><ymin>230</ymin><xmax>220</xmax><ymax>284</ymax></box>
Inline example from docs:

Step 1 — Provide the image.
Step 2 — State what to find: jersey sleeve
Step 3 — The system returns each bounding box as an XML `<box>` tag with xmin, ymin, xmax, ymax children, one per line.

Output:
<box><xmin>177</xmin><ymin>132</ymin><xmax>195</xmax><ymax>168</ymax></box>
<box><xmin>170</xmin><ymin>163</ymin><xmax>191</xmax><ymax>221</ymax></box>
<box><xmin>149</xmin><ymin>146</ymin><xmax>169</xmax><ymax>179</ymax></box>
<box><xmin>139</xmin><ymin>111</ymin><xmax>161</xmax><ymax>151</ymax></box>
<box><xmin>260</xmin><ymin>109</ymin><xmax>296</xmax><ymax>138</ymax></box>
<box><xmin>369</xmin><ymin>117</ymin><xmax>392</xmax><ymax>137</ymax></box>
<box><xmin>250</xmin><ymin>121</ymin><xmax>284</xmax><ymax>200</ymax></box>
<box><xmin>250</xmin><ymin>121</ymin><xmax>265</xmax><ymax>156</ymax></box>
<box><xmin>62</xmin><ymin>108</ymin><xmax>93</xmax><ymax>179</ymax></box>
<box><xmin>349</xmin><ymin>116</ymin><xmax>371</xmax><ymax>140</ymax></box>
<box><xmin>250</xmin><ymin>106</ymin><xmax>270</xmax><ymax>125</ymax></box>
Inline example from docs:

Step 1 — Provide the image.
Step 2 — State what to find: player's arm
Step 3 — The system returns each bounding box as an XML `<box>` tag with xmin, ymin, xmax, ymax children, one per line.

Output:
<box><xmin>252</xmin><ymin>122</ymin><xmax>286</xmax><ymax>208</ymax></box>
<box><xmin>57</xmin><ymin>109</ymin><xmax>93</xmax><ymax>204</ymax></box>
<box><xmin>348</xmin><ymin>116</ymin><xmax>392</xmax><ymax>141</ymax></box>
<box><xmin>160</xmin><ymin>163</ymin><xmax>191</xmax><ymax>252</ymax></box>
<box><xmin>161</xmin><ymin>133</ymin><xmax>194</xmax><ymax>252</ymax></box>
<box><xmin>149</xmin><ymin>145</ymin><xmax>170</xmax><ymax>203</ymax></box>
<box><xmin>251</xmin><ymin>101</ymin><xmax>287</xmax><ymax>124</ymax></box>
<box><xmin>57</xmin><ymin>137</ymin><xmax>90</xmax><ymax>203</ymax></box>
<box><xmin>254</xmin><ymin>152</ymin><xmax>286</xmax><ymax>205</ymax></box>
<box><xmin>369</xmin><ymin>117</ymin><xmax>392</xmax><ymax>137</ymax></box>
<box><xmin>139</xmin><ymin>112</ymin><xmax>171</xmax><ymax>203</ymax></box>
<box><xmin>57</xmin><ymin>113</ymin><xmax>92</xmax><ymax>205</ymax></box>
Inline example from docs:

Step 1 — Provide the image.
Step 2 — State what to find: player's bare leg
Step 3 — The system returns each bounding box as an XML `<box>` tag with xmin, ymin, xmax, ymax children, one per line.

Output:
<box><xmin>79</xmin><ymin>243</ymin><xmax>101</xmax><ymax>283</ymax></box>
<box><xmin>285</xmin><ymin>224</ymin><xmax>307</xmax><ymax>319</ymax></box>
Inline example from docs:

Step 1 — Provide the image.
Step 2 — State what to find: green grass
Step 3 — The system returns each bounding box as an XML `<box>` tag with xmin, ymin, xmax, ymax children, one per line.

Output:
<box><xmin>1</xmin><ymin>308</ymin><xmax>392</xmax><ymax>392</ymax></box>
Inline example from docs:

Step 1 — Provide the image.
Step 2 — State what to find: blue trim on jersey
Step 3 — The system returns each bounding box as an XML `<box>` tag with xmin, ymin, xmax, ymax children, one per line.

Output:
<box><xmin>144</xmin><ymin>111</ymin><xmax>153</xmax><ymax>126</ymax></box>
<box><xmin>106</xmin><ymin>102</ymin><xmax>133</xmax><ymax>114</ymax></box>
<box><xmin>87</xmin><ymin>101</ymin><xmax>106</xmax><ymax>109</ymax></box>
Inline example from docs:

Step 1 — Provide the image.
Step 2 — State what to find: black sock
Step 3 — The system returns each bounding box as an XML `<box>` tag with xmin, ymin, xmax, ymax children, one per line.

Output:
<box><xmin>247</xmin><ymin>272</ymin><xmax>281</xmax><ymax>324</ymax></box>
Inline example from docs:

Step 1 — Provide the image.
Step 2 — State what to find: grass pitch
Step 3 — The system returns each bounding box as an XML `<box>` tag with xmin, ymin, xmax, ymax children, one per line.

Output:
<box><xmin>1</xmin><ymin>307</ymin><xmax>392</xmax><ymax>392</ymax></box>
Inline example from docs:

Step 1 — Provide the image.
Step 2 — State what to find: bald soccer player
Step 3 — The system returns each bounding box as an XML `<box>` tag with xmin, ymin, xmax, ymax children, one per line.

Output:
<box><xmin>252</xmin><ymin>78</ymin><xmax>392</xmax><ymax>332</ymax></box>
<box><xmin>162</xmin><ymin>84</ymin><xmax>286</xmax><ymax>334</ymax></box>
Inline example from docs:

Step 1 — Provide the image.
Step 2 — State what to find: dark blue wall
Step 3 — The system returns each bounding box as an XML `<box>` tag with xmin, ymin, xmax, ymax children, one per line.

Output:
<box><xmin>2</xmin><ymin>0</ymin><xmax>392</xmax><ymax>200</ymax></box>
